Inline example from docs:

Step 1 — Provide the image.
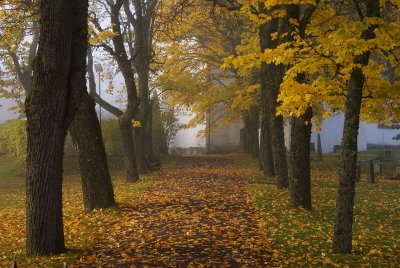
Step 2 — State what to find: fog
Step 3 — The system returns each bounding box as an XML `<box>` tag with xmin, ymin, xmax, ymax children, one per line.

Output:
<box><xmin>171</xmin><ymin>114</ymin><xmax>205</xmax><ymax>148</ymax></box>
<box><xmin>0</xmin><ymin>98</ymin><xmax>19</xmax><ymax>124</ymax></box>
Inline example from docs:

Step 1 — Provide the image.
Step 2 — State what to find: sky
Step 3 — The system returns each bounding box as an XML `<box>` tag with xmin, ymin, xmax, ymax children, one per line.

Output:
<box><xmin>0</xmin><ymin>97</ymin><xmax>19</xmax><ymax>124</ymax></box>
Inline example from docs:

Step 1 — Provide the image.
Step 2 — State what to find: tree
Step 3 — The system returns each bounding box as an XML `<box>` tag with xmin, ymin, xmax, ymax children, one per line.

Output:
<box><xmin>242</xmin><ymin>105</ymin><xmax>259</xmax><ymax>157</ymax></box>
<box><xmin>89</xmin><ymin>0</ymin><xmax>140</xmax><ymax>180</ymax></box>
<box><xmin>284</xmin><ymin>3</ymin><xmax>319</xmax><ymax>210</ymax></box>
<box><xmin>69</xmin><ymin>93</ymin><xmax>116</xmax><ymax>211</ymax></box>
<box><xmin>333</xmin><ymin>0</ymin><xmax>382</xmax><ymax>254</ymax></box>
<box><xmin>124</xmin><ymin>0</ymin><xmax>159</xmax><ymax>160</ymax></box>
<box><xmin>0</xmin><ymin>0</ymin><xmax>115</xmax><ymax>212</ymax></box>
<box><xmin>215</xmin><ymin>0</ymin><xmax>290</xmax><ymax>188</ymax></box>
<box><xmin>156</xmin><ymin>0</ymin><xmax>262</xmax><ymax>157</ymax></box>
<box><xmin>249</xmin><ymin>0</ymin><xmax>399</xmax><ymax>251</ymax></box>
<box><xmin>25</xmin><ymin>0</ymin><xmax>88</xmax><ymax>256</ymax></box>
<box><xmin>258</xmin><ymin>9</ymin><xmax>288</xmax><ymax>189</ymax></box>
<box><xmin>152</xmin><ymin>94</ymin><xmax>182</xmax><ymax>154</ymax></box>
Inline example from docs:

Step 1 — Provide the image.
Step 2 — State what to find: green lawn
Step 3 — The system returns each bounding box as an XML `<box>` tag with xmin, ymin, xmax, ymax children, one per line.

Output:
<box><xmin>237</xmin><ymin>152</ymin><xmax>400</xmax><ymax>267</ymax></box>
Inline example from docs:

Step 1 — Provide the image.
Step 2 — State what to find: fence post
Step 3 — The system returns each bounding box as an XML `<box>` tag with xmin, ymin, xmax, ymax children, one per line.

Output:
<box><xmin>356</xmin><ymin>161</ymin><xmax>361</xmax><ymax>182</ymax></box>
<box><xmin>316</xmin><ymin>133</ymin><xmax>322</xmax><ymax>161</ymax></box>
<box><xmin>367</xmin><ymin>160</ymin><xmax>375</xmax><ymax>183</ymax></box>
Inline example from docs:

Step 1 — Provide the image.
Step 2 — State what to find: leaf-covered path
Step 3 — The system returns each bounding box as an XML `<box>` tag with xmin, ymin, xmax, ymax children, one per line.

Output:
<box><xmin>74</xmin><ymin>156</ymin><xmax>274</xmax><ymax>267</ymax></box>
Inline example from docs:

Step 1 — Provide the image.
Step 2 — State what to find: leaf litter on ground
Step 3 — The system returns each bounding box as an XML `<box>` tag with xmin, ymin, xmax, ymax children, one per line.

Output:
<box><xmin>74</xmin><ymin>156</ymin><xmax>276</xmax><ymax>267</ymax></box>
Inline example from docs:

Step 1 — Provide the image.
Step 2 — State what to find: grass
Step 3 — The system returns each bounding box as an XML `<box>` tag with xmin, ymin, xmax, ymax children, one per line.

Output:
<box><xmin>1</xmin><ymin>151</ymin><xmax>398</xmax><ymax>267</ymax></box>
<box><xmin>236</xmin><ymin>152</ymin><xmax>400</xmax><ymax>267</ymax></box>
<box><xmin>0</xmin><ymin>153</ymin><xmax>175</xmax><ymax>267</ymax></box>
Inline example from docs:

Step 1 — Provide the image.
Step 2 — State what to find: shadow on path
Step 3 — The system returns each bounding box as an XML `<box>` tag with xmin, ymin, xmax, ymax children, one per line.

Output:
<box><xmin>74</xmin><ymin>156</ymin><xmax>274</xmax><ymax>267</ymax></box>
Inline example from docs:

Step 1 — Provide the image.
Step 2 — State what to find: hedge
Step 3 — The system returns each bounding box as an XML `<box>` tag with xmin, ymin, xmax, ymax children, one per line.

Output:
<box><xmin>0</xmin><ymin>119</ymin><xmax>27</xmax><ymax>159</ymax></box>
<box><xmin>0</xmin><ymin>118</ymin><xmax>123</xmax><ymax>159</ymax></box>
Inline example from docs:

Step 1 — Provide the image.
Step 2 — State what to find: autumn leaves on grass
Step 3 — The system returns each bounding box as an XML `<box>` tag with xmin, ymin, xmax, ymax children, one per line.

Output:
<box><xmin>75</xmin><ymin>157</ymin><xmax>275</xmax><ymax>267</ymax></box>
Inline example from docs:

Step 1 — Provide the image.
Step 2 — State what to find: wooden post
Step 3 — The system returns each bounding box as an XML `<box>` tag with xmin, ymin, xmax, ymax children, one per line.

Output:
<box><xmin>316</xmin><ymin>133</ymin><xmax>322</xmax><ymax>161</ymax></box>
<box><xmin>367</xmin><ymin>160</ymin><xmax>375</xmax><ymax>183</ymax></box>
<box><xmin>356</xmin><ymin>161</ymin><xmax>361</xmax><ymax>182</ymax></box>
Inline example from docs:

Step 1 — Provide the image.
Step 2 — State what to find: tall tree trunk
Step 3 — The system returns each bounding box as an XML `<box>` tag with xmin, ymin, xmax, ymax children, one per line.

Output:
<box><xmin>267</xmin><ymin>77</ymin><xmax>289</xmax><ymax>188</ymax></box>
<box><xmin>259</xmin><ymin>109</ymin><xmax>275</xmax><ymax>176</ymax></box>
<box><xmin>133</xmin><ymin>49</ymin><xmax>151</xmax><ymax>173</ymax></box>
<box><xmin>119</xmin><ymin>116</ymin><xmax>139</xmax><ymax>182</ymax></box>
<box><xmin>259</xmin><ymin>7</ymin><xmax>288</xmax><ymax>189</ymax></box>
<box><xmin>316</xmin><ymin>133</ymin><xmax>322</xmax><ymax>161</ymax></box>
<box><xmin>261</xmin><ymin>61</ymin><xmax>288</xmax><ymax>188</ymax></box>
<box><xmin>133</xmin><ymin>126</ymin><xmax>148</xmax><ymax>174</ymax></box>
<box><xmin>25</xmin><ymin>0</ymin><xmax>88</xmax><ymax>256</ymax></box>
<box><xmin>124</xmin><ymin>0</ymin><xmax>157</xmax><ymax>167</ymax></box>
<box><xmin>109</xmin><ymin>0</ymin><xmax>140</xmax><ymax>182</ymax></box>
<box><xmin>289</xmin><ymin>107</ymin><xmax>313</xmax><ymax>210</ymax></box>
<box><xmin>69</xmin><ymin>93</ymin><xmax>116</xmax><ymax>211</ymax></box>
<box><xmin>333</xmin><ymin>0</ymin><xmax>380</xmax><ymax>254</ymax></box>
<box><xmin>87</xmin><ymin>47</ymin><xmax>139</xmax><ymax>182</ymax></box>
<box><xmin>138</xmin><ymin>74</ymin><xmax>153</xmax><ymax>157</ymax></box>
<box><xmin>243</xmin><ymin>106</ymin><xmax>259</xmax><ymax>157</ymax></box>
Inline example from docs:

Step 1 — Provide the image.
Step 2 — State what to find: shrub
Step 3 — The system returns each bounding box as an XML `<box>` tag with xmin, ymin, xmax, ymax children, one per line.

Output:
<box><xmin>0</xmin><ymin>118</ymin><xmax>123</xmax><ymax>158</ymax></box>
<box><xmin>100</xmin><ymin>119</ymin><xmax>123</xmax><ymax>156</ymax></box>
<box><xmin>0</xmin><ymin>119</ymin><xmax>27</xmax><ymax>159</ymax></box>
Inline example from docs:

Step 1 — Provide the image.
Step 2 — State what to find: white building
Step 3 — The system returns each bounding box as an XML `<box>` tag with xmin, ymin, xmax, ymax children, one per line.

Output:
<box><xmin>309</xmin><ymin>114</ymin><xmax>400</xmax><ymax>153</ymax></box>
<box><xmin>206</xmin><ymin>113</ymin><xmax>400</xmax><ymax>154</ymax></box>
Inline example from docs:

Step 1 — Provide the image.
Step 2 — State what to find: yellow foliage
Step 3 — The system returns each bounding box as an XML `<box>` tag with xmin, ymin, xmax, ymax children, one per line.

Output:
<box><xmin>89</xmin><ymin>30</ymin><xmax>118</xmax><ymax>45</ymax></box>
<box><xmin>224</xmin><ymin>0</ymin><xmax>400</xmax><ymax>125</ymax></box>
<box><xmin>131</xmin><ymin>120</ymin><xmax>142</xmax><ymax>128</ymax></box>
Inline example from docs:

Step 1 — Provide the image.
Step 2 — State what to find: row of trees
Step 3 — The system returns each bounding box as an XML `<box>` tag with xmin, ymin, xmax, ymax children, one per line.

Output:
<box><xmin>0</xmin><ymin>0</ymin><xmax>398</xmax><ymax>258</ymax></box>
<box><xmin>0</xmin><ymin>0</ymin><xmax>182</xmax><ymax>256</ymax></box>
<box><xmin>153</xmin><ymin>0</ymin><xmax>399</xmax><ymax>254</ymax></box>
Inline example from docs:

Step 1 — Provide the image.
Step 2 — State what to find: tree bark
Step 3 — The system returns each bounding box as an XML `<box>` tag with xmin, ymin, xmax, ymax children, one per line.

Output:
<box><xmin>119</xmin><ymin>116</ymin><xmax>139</xmax><ymax>182</ymax></box>
<box><xmin>109</xmin><ymin>0</ymin><xmax>140</xmax><ymax>182</ymax></box>
<box><xmin>87</xmin><ymin>47</ymin><xmax>139</xmax><ymax>182</ymax></box>
<box><xmin>243</xmin><ymin>106</ymin><xmax>259</xmax><ymax>157</ymax></box>
<box><xmin>25</xmin><ymin>0</ymin><xmax>88</xmax><ymax>256</ymax></box>
<box><xmin>259</xmin><ymin>108</ymin><xmax>275</xmax><ymax>176</ymax></box>
<box><xmin>124</xmin><ymin>0</ymin><xmax>157</xmax><ymax>163</ymax></box>
<box><xmin>333</xmin><ymin>0</ymin><xmax>380</xmax><ymax>254</ymax></box>
<box><xmin>133</xmin><ymin>126</ymin><xmax>148</xmax><ymax>174</ymax></box>
<box><xmin>69</xmin><ymin>93</ymin><xmax>116</xmax><ymax>211</ymax></box>
<box><xmin>259</xmin><ymin>6</ymin><xmax>288</xmax><ymax>189</ymax></box>
<box><xmin>260</xmin><ymin>61</ymin><xmax>288</xmax><ymax>188</ymax></box>
<box><xmin>10</xmin><ymin>3</ymin><xmax>115</xmax><ymax>214</ymax></box>
<box><xmin>316</xmin><ymin>133</ymin><xmax>322</xmax><ymax>161</ymax></box>
<box><xmin>289</xmin><ymin>107</ymin><xmax>313</xmax><ymax>210</ymax></box>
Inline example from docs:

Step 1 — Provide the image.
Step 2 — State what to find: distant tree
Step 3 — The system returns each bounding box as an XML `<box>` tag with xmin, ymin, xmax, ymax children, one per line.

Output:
<box><xmin>89</xmin><ymin>0</ymin><xmax>141</xmax><ymax>179</ymax></box>
<box><xmin>242</xmin><ymin>106</ymin><xmax>259</xmax><ymax>157</ymax></box>
<box><xmin>25</xmin><ymin>0</ymin><xmax>89</xmax><ymax>256</ymax></box>
<box><xmin>152</xmin><ymin>95</ymin><xmax>182</xmax><ymax>154</ymax></box>
<box><xmin>211</xmin><ymin>0</ymin><xmax>289</xmax><ymax>188</ymax></box>
<box><xmin>152</xmin><ymin>98</ymin><xmax>169</xmax><ymax>154</ymax></box>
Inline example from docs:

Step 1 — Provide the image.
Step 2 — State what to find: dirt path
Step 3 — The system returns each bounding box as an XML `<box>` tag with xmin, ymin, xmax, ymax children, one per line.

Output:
<box><xmin>74</xmin><ymin>156</ymin><xmax>274</xmax><ymax>267</ymax></box>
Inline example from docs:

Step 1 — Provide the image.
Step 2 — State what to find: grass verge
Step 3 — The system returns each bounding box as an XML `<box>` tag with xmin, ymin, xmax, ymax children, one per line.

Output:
<box><xmin>236</xmin><ymin>155</ymin><xmax>400</xmax><ymax>267</ymax></box>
